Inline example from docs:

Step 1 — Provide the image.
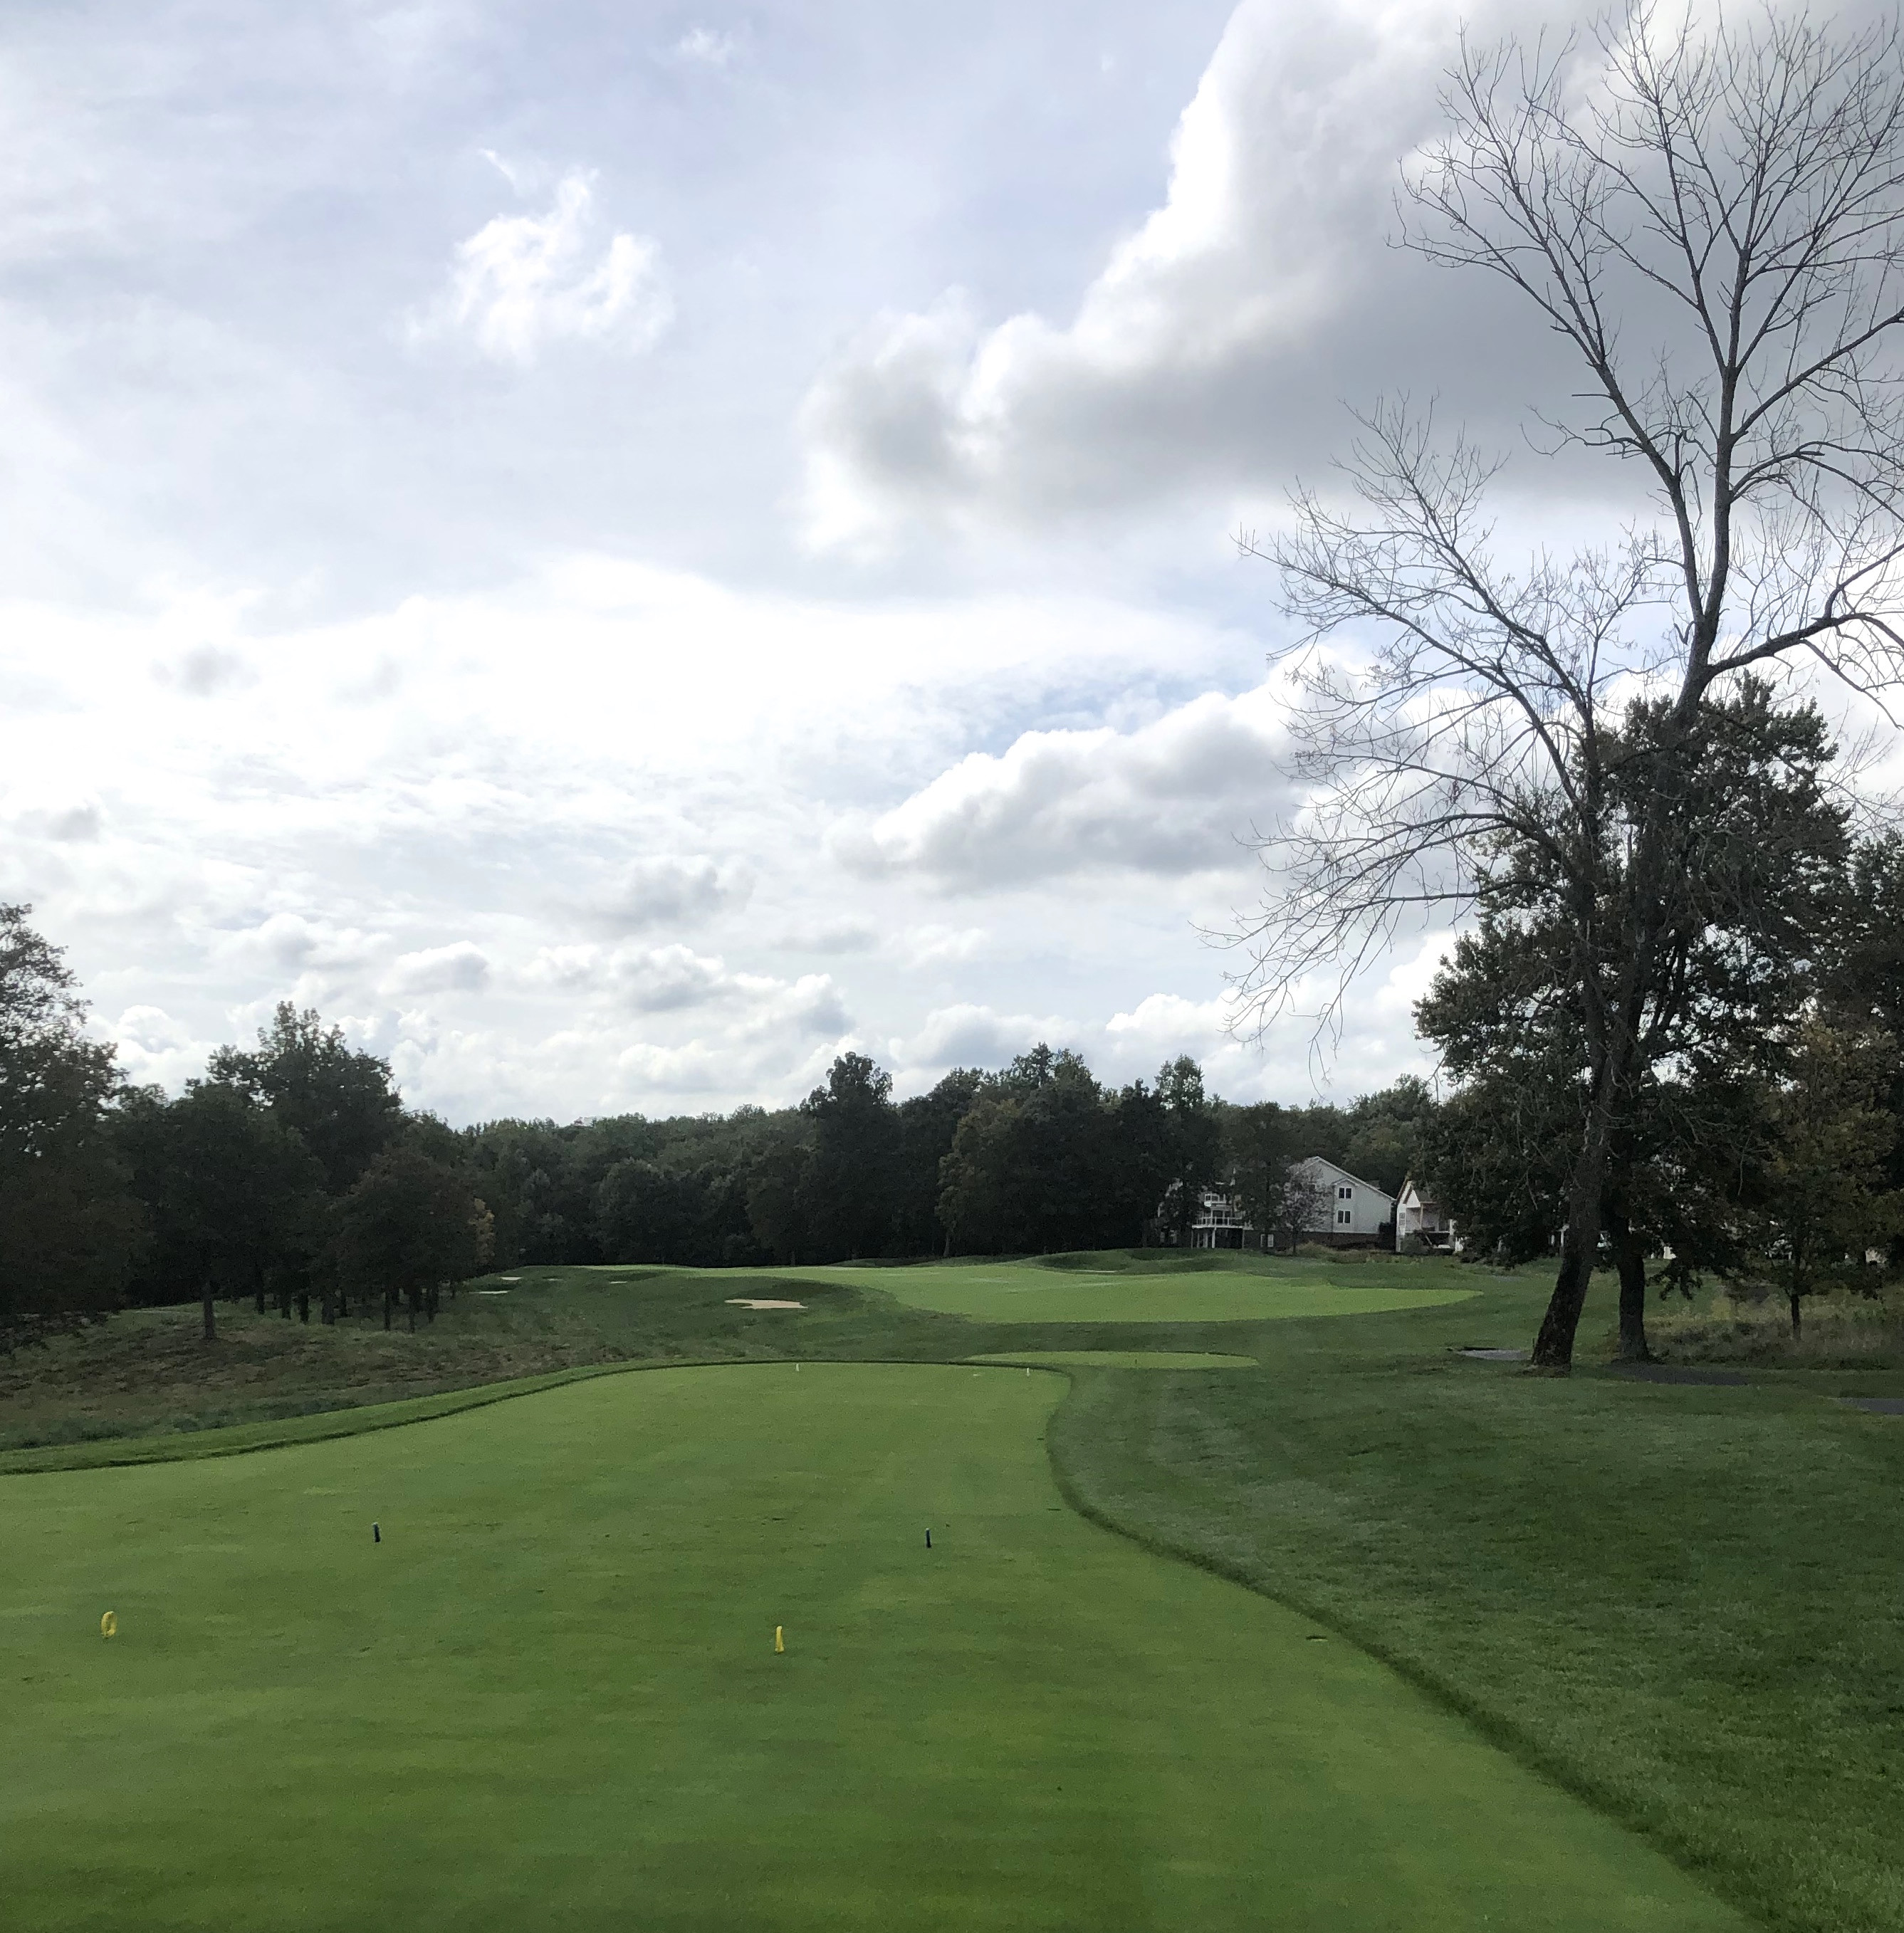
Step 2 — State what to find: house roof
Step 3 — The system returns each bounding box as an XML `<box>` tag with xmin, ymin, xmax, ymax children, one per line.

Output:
<box><xmin>1295</xmin><ymin>1154</ymin><xmax>1394</xmax><ymax>1200</ymax></box>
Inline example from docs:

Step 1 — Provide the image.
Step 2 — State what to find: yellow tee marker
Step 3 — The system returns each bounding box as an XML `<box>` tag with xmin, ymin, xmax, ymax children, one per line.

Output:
<box><xmin>100</xmin><ymin>1611</ymin><xmax>117</xmax><ymax>1639</ymax></box>
<box><xmin>774</xmin><ymin>1625</ymin><xmax>785</xmax><ymax>1653</ymax></box>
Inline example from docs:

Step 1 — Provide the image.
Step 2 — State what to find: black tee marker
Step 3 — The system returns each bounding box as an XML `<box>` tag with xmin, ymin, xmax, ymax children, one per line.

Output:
<box><xmin>925</xmin><ymin>1528</ymin><xmax>931</xmax><ymax>1549</ymax></box>
<box><xmin>372</xmin><ymin>1523</ymin><xmax>381</xmax><ymax>1544</ymax></box>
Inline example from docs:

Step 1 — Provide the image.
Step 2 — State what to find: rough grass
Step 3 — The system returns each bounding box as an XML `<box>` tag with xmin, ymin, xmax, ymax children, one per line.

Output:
<box><xmin>1646</xmin><ymin>1285</ymin><xmax>1904</xmax><ymax>1368</ymax></box>
<box><xmin>1050</xmin><ymin>1272</ymin><xmax>1904</xmax><ymax>1933</ymax></box>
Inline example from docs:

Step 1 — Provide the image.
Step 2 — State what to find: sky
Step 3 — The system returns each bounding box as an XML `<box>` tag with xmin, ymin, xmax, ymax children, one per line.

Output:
<box><xmin>2</xmin><ymin>0</ymin><xmax>1848</xmax><ymax>1123</ymax></box>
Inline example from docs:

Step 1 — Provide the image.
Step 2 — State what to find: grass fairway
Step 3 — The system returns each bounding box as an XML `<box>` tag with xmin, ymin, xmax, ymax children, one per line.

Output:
<box><xmin>968</xmin><ymin>1350</ymin><xmax>1259</xmax><ymax>1370</ymax></box>
<box><xmin>773</xmin><ymin>1254</ymin><xmax>1477</xmax><ymax>1324</ymax></box>
<box><xmin>1</xmin><ymin>1363</ymin><xmax>1742</xmax><ymax>1932</ymax></box>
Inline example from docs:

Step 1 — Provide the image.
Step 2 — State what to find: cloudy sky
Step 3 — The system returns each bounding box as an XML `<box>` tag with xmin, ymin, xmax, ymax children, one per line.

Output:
<box><xmin>1</xmin><ymin>0</ymin><xmax>1702</xmax><ymax>1121</ymax></box>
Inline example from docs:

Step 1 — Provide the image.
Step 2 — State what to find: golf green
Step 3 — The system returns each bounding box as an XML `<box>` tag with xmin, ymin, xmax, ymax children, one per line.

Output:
<box><xmin>778</xmin><ymin>1259</ymin><xmax>1477</xmax><ymax>1324</ymax></box>
<box><xmin>967</xmin><ymin>1350</ymin><xmax>1258</xmax><ymax>1370</ymax></box>
<box><xmin>2</xmin><ymin>1364</ymin><xmax>1740</xmax><ymax>1931</ymax></box>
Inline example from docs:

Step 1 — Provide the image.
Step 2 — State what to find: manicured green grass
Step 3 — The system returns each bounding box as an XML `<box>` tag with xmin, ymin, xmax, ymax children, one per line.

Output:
<box><xmin>2</xmin><ymin>1363</ymin><xmax>1742</xmax><ymax>1932</ymax></box>
<box><xmin>968</xmin><ymin>1350</ymin><xmax>1259</xmax><ymax>1370</ymax></box>
<box><xmin>763</xmin><ymin>1254</ymin><xmax>1477</xmax><ymax>1324</ymax></box>
<box><xmin>0</xmin><ymin>1256</ymin><xmax>1471</xmax><ymax>1455</ymax></box>
<box><xmin>14</xmin><ymin>1253</ymin><xmax>1904</xmax><ymax>1928</ymax></box>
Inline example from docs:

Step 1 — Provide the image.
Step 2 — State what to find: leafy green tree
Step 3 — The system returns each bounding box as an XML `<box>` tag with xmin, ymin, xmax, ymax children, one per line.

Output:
<box><xmin>0</xmin><ymin>906</ymin><xmax>144</xmax><ymax>1350</ymax></box>
<box><xmin>333</xmin><ymin>1148</ymin><xmax>493</xmax><ymax>1331</ymax></box>
<box><xmin>1823</xmin><ymin>833</ymin><xmax>1904</xmax><ymax>1262</ymax></box>
<box><xmin>936</xmin><ymin>1048</ymin><xmax>1133</xmax><ymax>1254</ymax></box>
<box><xmin>1156</xmin><ymin>1057</ymin><xmax>1221</xmax><ymax>1246</ymax></box>
<box><xmin>800</xmin><ymin>1054</ymin><xmax>899</xmax><ymax>1260</ymax></box>
<box><xmin>894</xmin><ymin>1069</ymin><xmax>985</xmax><ymax>1254</ymax></box>
<box><xmin>210</xmin><ymin>1003</ymin><xmax>404</xmax><ymax>1194</ymax></box>
<box><xmin>1106</xmin><ymin>1078</ymin><xmax>1175</xmax><ymax>1249</ymax></box>
<box><xmin>1738</xmin><ymin>1021</ymin><xmax>1901</xmax><ymax>1339</ymax></box>
<box><xmin>746</xmin><ymin>1128</ymin><xmax>812</xmax><ymax>1264</ymax></box>
<box><xmin>1341</xmin><ymin>1079</ymin><xmax>1438</xmax><ymax>1198</ymax></box>
<box><xmin>1225</xmin><ymin>1102</ymin><xmax>1299</xmax><ymax>1250</ymax></box>
<box><xmin>1417</xmin><ymin>686</ymin><xmax>1848</xmax><ymax>1358</ymax></box>
<box><xmin>118</xmin><ymin>1081</ymin><xmax>326</xmax><ymax>1341</ymax></box>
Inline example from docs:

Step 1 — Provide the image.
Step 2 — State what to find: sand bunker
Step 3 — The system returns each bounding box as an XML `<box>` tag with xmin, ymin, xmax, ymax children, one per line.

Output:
<box><xmin>726</xmin><ymin>1297</ymin><xmax>805</xmax><ymax>1311</ymax></box>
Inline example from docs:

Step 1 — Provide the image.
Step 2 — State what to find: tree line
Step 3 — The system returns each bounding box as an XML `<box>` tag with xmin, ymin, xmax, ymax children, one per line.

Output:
<box><xmin>0</xmin><ymin>900</ymin><xmax>1439</xmax><ymax>1348</ymax></box>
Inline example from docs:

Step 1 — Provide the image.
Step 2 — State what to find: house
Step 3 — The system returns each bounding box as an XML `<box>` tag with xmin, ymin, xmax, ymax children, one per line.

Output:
<box><xmin>1276</xmin><ymin>1156</ymin><xmax>1395</xmax><ymax>1250</ymax></box>
<box><xmin>1184</xmin><ymin>1184</ymin><xmax>1252</xmax><ymax>1249</ymax></box>
<box><xmin>1168</xmin><ymin>1158</ymin><xmax>1397</xmax><ymax>1251</ymax></box>
<box><xmin>1394</xmin><ymin>1173</ymin><xmax>1456</xmax><ymax>1252</ymax></box>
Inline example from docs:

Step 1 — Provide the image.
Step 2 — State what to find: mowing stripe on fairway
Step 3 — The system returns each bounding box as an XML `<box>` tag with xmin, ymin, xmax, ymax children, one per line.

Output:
<box><xmin>966</xmin><ymin>1350</ymin><xmax>1258</xmax><ymax>1370</ymax></box>
<box><xmin>2</xmin><ymin>1363</ymin><xmax>1740</xmax><ymax>1932</ymax></box>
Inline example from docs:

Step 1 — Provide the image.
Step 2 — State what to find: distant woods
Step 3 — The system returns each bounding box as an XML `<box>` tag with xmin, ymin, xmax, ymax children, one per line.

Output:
<box><xmin>0</xmin><ymin>903</ymin><xmax>1438</xmax><ymax>1346</ymax></box>
<box><xmin>10</xmin><ymin>870</ymin><xmax>1904</xmax><ymax>1362</ymax></box>
<box><xmin>446</xmin><ymin>1050</ymin><xmax>1431</xmax><ymax>1272</ymax></box>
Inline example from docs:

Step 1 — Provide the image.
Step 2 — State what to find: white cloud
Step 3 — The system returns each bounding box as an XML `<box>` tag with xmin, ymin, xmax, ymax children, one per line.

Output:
<box><xmin>217</xmin><ymin>913</ymin><xmax>387</xmax><ymax>975</ymax></box>
<box><xmin>521</xmin><ymin>940</ymin><xmax>849</xmax><ymax>1034</ymax></box>
<box><xmin>889</xmin><ymin>923</ymin><xmax>995</xmax><ymax>967</ymax></box>
<box><xmin>14</xmin><ymin>800</ymin><xmax>101</xmax><ymax>842</ymax></box>
<box><xmin>776</xmin><ymin>918</ymin><xmax>879</xmax><ymax>954</ymax></box>
<box><xmin>110</xmin><ymin>1003</ymin><xmax>216</xmax><ymax>1091</ymax></box>
<box><xmin>673</xmin><ymin>26</ymin><xmax>741</xmax><ymax>67</ymax></box>
<box><xmin>891</xmin><ymin>1002</ymin><xmax>1076</xmax><ymax>1072</ymax></box>
<box><xmin>155</xmin><ymin>643</ymin><xmax>254</xmax><ymax>698</ymax></box>
<box><xmin>0</xmin><ymin>552</ymin><xmax>1425</xmax><ymax>1120</ymax></box>
<box><xmin>798</xmin><ymin>0</ymin><xmax>1507</xmax><ymax>548</ymax></box>
<box><xmin>412</xmin><ymin>169</ymin><xmax>673</xmax><ymax>366</ymax></box>
<box><xmin>590</xmin><ymin>854</ymin><xmax>750</xmax><ymax>932</ymax></box>
<box><xmin>610</xmin><ymin>942</ymin><xmax>733</xmax><ymax>1012</ymax></box>
<box><xmin>1105</xmin><ymin>989</ymin><xmax>1233</xmax><ymax>1046</ymax></box>
<box><xmin>837</xmin><ymin>684</ymin><xmax>1291</xmax><ymax>889</ymax></box>
<box><xmin>387</xmin><ymin>941</ymin><xmax>492</xmax><ymax>995</ymax></box>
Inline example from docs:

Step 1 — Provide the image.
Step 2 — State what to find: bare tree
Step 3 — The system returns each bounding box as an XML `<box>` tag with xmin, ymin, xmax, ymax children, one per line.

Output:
<box><xmin>1233</xmin><ymin>5</ymin><xmax>1904</xmax><ymax>1366</ymax></box>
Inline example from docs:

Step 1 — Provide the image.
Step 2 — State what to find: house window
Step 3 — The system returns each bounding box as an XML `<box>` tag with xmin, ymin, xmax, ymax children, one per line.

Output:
<box><xmin>1337</xmin><ymin>1185</ymin><xmax>1352</xmax><ymax>1199</ymax></box>
<box><xmin>1337</xmin><ymin>1208</ymin><xmax>1351</xmax><ymax>1225</ymax></box>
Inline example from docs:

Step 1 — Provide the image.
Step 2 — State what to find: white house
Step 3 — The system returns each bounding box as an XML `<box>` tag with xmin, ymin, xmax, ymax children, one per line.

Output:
<box><xmin>1184</xmin><ymin>1185</ymin><xmax>1251</xmax><ymax>1249</ymax></box>
<box><xmin>1394</xmin><ymin>1173</ymin><xmax>1456</xmax><ymax>1252</ymax></box>
<box><xmin>1285</xmin><ymin>1156</ymin><xmax>1395</xmax><ymax>1248</ymax></box>
<box><xmin>1171</xmin><ymin>1159</ymin><xmax>1396</xmax><ymax>1250</ymax></box>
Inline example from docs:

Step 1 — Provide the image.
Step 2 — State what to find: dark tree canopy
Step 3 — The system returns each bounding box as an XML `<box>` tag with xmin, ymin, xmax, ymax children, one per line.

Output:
<box><xmin>210</xmin><ymin>1003</ymin><xmax>404</xmax><ymax>1194</ymax></box>
<box><xmin>0</xmin><ymin>905</ymin><xmax>142</xmax><ymax>1346</ymax></box>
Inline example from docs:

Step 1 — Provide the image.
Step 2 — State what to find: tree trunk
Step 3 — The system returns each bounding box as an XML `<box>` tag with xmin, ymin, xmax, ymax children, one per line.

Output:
<box><xmin>425</xmin><ymin>1284</ymin><xmax>439</xmax><ymax>1324</ymax></box>
<box><xmin>253</xmin><ymin>1274</ymin><xmax>266</xmax><ymax>1316</ymax></box>
<box><xmin>297</xmin><ymin>1291</ymin><xmax>310</xmax><ymax>1324</ymax></box>
<box><xmin>1531</xmin><ymin>1064</ymin><xmax>1622</xmax><ymax>1370</ymax></box>
<box><xmin>1790</xmin><ymin>1292</ymin><xmax>1803</xmax><ymax>1339</ymax></box>
<box><xmin>202</xmin><ymin>1282</ymin><xmax>216</xmax><ymax>1343</ymax></box>
<box><xmin>382</xmin><ymin>1291</ymin><xmax>392</xmax><ymax>1332</ymax></box>
<box><xmin>1608</xmin><ymin>1210</ymin><xmax>1651</xmax><ymax>1363</ymax></box>
<box><xmin>320</xmin><ymin>1288</ymin><xmax>337</xmax><ymax>1326</ymax></box>
<box><xmin>406</xmin><ymin>1287</ymin><xmax>417</xmax><ymax>1333</ymax></box>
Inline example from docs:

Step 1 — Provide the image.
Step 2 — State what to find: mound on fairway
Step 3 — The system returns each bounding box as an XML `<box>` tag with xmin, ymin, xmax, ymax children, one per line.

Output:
<box><xmin>775</xmin><ymin>1257</ymin><xmax>1477</xmax><ymax>1324</ymax></box>
<box><xmin>2</xmin><ymin>1365</ymin><xmax>1738</xmax><ymax>1932</ymax></box>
